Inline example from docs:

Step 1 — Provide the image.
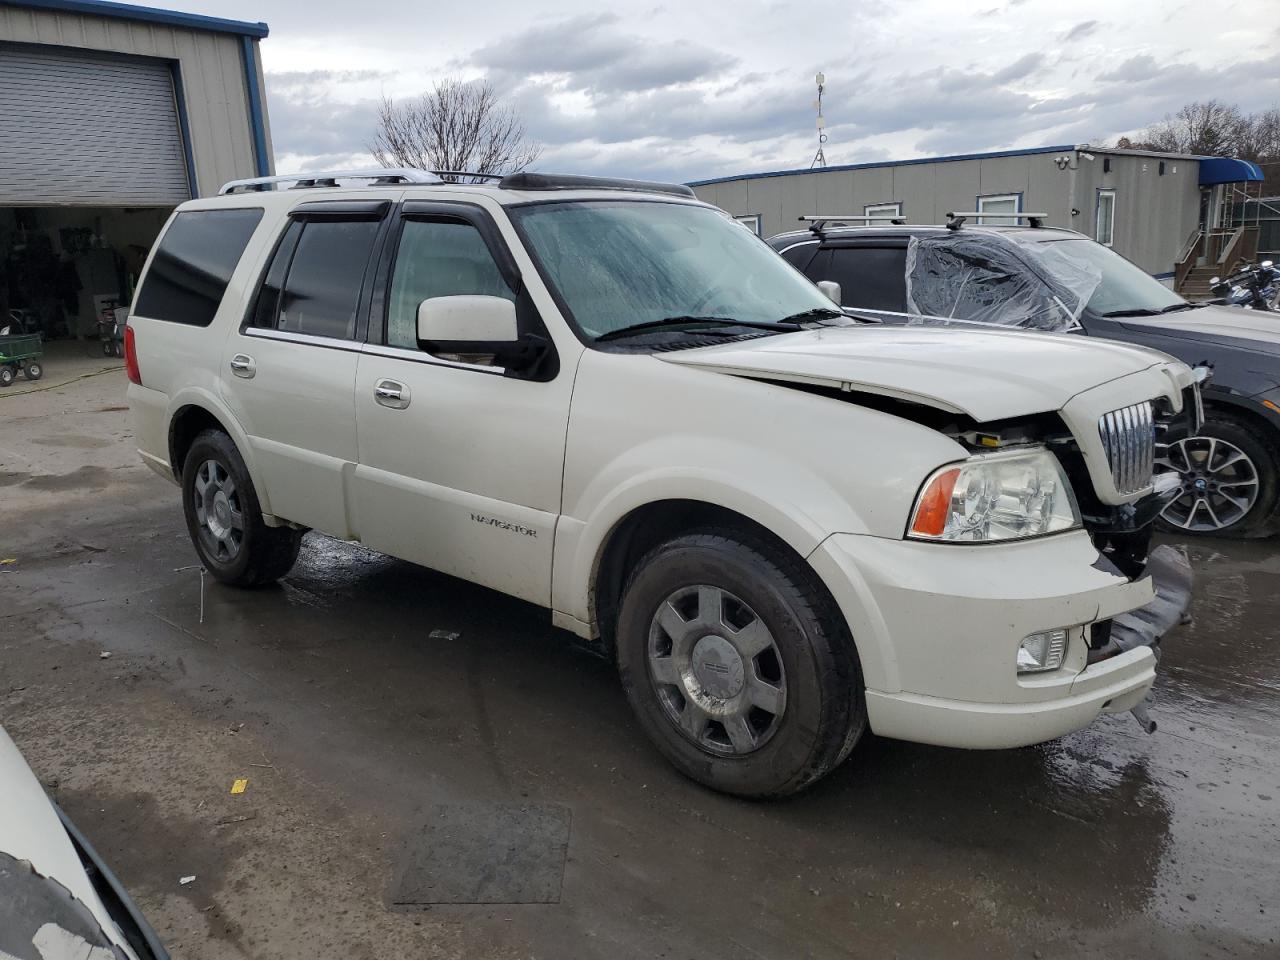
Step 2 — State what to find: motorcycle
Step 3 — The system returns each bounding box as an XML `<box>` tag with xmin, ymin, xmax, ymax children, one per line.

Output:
<box><xmin>1208</xmin><ymin>260</ymin><xmax>1280</xmax><ymax>311</ymax></box>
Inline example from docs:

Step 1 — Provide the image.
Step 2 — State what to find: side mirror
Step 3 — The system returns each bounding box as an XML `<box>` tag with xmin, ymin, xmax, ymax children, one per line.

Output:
<box><xmin>416</xmin><ymin>295</ymin><xmax>553</xmax><ymax>377</ymax></box>
<box><xmin>417</xmin><ymin>295</ymin><xmax>518</xmax><ymax>346</ymax></box>
<box><xmin>816</xmin><ymin>280</ymin><xmax>842</xmax><ymax>305</ymax></box>
<box><xmin>1209</xmin><ymin>277</ymin><xmax>1221</xmax><ymax>285</ymax></box>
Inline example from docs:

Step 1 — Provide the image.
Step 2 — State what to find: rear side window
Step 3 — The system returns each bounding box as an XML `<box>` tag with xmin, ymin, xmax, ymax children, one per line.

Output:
<box><xmin>250</xmin><ymin>219</ymin><xmax>381</xmax><ymax>340</ymax></box>
<box><xmin>134</xmin><ymin>208</ymin><xmax>263</xmax><ymax>326</ymax></box>
<box><xmin>809</xmin><ymin>246</ymin><xmax>908</xmax><ymax>311</ymax></box>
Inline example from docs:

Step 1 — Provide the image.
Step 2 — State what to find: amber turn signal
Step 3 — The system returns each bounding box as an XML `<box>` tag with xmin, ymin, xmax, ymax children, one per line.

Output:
<box><xmin>910</xmin><ymin>467</ymin><xmax>961</xmax><ymax>537</ymax></box>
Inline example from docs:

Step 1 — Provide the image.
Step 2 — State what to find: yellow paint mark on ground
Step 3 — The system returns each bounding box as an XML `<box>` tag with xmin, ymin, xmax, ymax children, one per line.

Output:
<box><xmin>230</xmin><ymin>778</ymin><xmax>249</xmax><ymax>795</ymax></box>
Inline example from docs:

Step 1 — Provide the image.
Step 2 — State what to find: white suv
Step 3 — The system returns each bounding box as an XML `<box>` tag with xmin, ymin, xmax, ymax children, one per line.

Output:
<box><xmin>126</xmin><ymin>170</ymin><xmax>1197</xmax><ymax>797</ymax></box>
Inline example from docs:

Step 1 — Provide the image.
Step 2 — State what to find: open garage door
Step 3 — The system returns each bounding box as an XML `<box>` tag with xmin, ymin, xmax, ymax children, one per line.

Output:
<box><xmin>0</xmin><ymin>43</ymin><xmax>191</xmax><ymax>206</ymax></box>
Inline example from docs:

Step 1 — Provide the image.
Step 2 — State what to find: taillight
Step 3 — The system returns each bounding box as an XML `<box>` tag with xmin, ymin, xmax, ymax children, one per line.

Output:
<box><xmin>124</xmin><ymin>324</ymin><xmax>142</xmax><ymax>385</ymax></box>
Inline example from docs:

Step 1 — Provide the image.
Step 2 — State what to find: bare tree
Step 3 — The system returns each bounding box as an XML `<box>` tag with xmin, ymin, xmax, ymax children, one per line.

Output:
<box><xmin>1232</xmin><ymin>107</ymin><xmax>1280</xmax><ymax>162</ymax></box>
<box><xmin>369</xmin><ymin>78</ymin><xmax>542</xmax><ymax>178</ymax></box>
<box><xmin>1134</xmin><ymin>100</ymin><xmax>1243</xmax><ymax>156</ymax></box>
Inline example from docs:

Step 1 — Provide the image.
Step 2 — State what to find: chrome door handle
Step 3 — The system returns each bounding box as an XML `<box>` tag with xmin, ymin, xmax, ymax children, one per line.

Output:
<box><xmin>374</xmin><ymin>379</ymin><xmax>410</xmax><ymax>409</ymax></box>
<box><xmin>229</xmin><ymin>354</ymin><xmax>256</xmax><ymax>379</ymax></box>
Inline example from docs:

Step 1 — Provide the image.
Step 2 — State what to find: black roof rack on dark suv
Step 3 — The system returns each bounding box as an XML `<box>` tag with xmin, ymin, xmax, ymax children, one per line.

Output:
<box><xmin>496</xmin><ymin>172</ymin><xmax>696</xmax><ymax>198</ymax></box>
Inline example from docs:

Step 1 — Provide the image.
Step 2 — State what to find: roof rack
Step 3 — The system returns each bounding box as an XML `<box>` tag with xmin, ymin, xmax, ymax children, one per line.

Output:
<box><xmin>943</xmin><ymin>211</ymin><xmax>1049</xmax><ymax>230</ymax></box>
<box><xmin>498</xmin><ymin>172</ymin><xmax>696</xmax><ymax>198</ymax></box>
<box><xmin>432</xmin><ymin>171</ymin><xmax>505</xmax><ymax>183</ymax></box>
<box><xmin>800</xmin><ymin>214</ymin><xmax>907</xmax><ymax>234</ymax></box>
<box><xmin>219</xmin><ymin>168</ymin><xmax>442</xmax><ymax>194</ymax></box>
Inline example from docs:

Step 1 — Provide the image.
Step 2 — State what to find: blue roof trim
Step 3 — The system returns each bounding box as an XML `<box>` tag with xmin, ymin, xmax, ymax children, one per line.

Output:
<box><xmin>11</xmin><ymin>0</ymin><xmax>268</xmax><ymax>37</ymax></box>
<box><xmin>687</xmin><ymin>145</ymin><xmax>1077</xmax><ymax>187</ymax></box>
<box><xmin>1197</xmin><ymin>156</ymin><xmax>1264</xmax><ymax>186</ymax></box>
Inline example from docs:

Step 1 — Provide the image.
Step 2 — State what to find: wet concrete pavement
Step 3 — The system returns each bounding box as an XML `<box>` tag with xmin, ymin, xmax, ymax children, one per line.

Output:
<box><xmin>1</xmin><ymin>369</ymin><xmax>1277</xmax><ymax>959</ymax></box>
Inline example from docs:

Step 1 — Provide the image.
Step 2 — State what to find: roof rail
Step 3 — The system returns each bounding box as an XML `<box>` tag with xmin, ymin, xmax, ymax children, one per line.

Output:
<box><xmin>944</xmin><ymin>211</ymin><xmax>1049</xmax><ymax>230</ymax></box>
<box><xmin>498</xmin><ymin>172</ymin><xmax>696</xmax><ymax>198</ymax></box>
<box><xmin>800</xmin><ymin>214</ymin><xmax>907</xmax><ymax>233</ymax></box>
<box><xmin>432</xmin><ymin>171</ymin><xmax>505</xmax><ymax>183</ymax></box>
<box><xmin>219</xmin><ymin>168</ymin><xmax>442</xmax><ymax>194</ymax></box>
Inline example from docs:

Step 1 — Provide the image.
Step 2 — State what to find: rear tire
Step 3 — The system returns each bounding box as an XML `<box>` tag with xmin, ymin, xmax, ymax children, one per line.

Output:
<box><xmin>23</xmin><ymin>361</ymin><xmax>42</xmax><ymax>381</ymax></box>
<box><xmin>181</xmin><ymin>429</ymin><xmax>302</xmax><ymax>586</ymax></box>
<box><xmin>0</xmin><ymin>365</ymin><xmax>14</xmax><ymax>388</ymax></box>
<box><xmin>615</xmin><ymin>529</ymin><xmax>865</xmax><ymax>798</ymax></box>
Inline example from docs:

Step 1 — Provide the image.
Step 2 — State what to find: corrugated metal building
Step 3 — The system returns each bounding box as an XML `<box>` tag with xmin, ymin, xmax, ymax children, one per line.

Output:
<box><xmin>0</xmin><ymin>0</ymin><xmax>272</xmax><ymax>340</ymax></box>
<box><xmin>690</xmin><ymin>146</ymin><xmax>1264</xmax><ymax>290</ymax></box>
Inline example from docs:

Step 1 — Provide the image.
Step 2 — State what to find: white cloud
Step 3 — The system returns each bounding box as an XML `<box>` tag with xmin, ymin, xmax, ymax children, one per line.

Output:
<box><xmin>163</xmin><ymin>0</ymin><xmax>1277</xmax><ymax>180</ymax></box>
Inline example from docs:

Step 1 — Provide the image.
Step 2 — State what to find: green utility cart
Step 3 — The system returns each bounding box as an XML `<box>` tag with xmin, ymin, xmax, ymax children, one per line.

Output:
<box><xmin>0</xmin><ymin>333</ymin><xmax>43</xmax><ymax>387</ymax></box>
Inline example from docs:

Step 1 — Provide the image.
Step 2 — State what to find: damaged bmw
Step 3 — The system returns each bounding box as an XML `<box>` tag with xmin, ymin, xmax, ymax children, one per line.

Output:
<box><xmin>128</xmin><ymin>173</ymin><xmax>1197</xmax><ymax>798</ymax></box>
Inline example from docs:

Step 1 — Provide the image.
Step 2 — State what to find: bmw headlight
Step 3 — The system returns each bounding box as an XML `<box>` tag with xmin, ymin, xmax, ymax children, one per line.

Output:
<box><xmin>908</xmin><ymin>447</ymin><xmax>1080</xmax><ymax>542</ymax></box>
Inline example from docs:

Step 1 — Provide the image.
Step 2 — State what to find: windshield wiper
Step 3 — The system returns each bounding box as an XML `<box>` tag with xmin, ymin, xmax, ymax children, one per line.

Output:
<box><xmin>1099</xmin><ymin>308</ymin><xmax>1162</xmax><ymax>318</ymax></box>
<box><xmin>1100</xmin><ymin>303</ymin><xmax>1200</xmax><ymax>318</ymax></box>
<box><xmin>595</xmin><ymin>316</ymin><xmax>798</xmax><ymax>342</ymax></box>
<box><xmin>777</xmin><ymin>307</ymin><xmax>846</xmax><ymax>324</ymax></box>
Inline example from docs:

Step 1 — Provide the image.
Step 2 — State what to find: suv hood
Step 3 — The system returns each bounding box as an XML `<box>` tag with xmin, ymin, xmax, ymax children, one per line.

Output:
<box><xmin>659</xmin><ymin>325</ymin><xmax>1173</xmax><ymax>422</ymax></box>
<box><xmin>1119</xmin><ymin>304</ymin><xmax>1280</xmax><ymax>356</ymax></box>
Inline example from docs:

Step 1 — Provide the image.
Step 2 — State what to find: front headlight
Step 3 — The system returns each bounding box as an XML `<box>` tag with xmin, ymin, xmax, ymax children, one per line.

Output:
<box><xmin>908</xmin><ymin>447</ymin><xmax>1080</xmax><ymax>542</ymax></box>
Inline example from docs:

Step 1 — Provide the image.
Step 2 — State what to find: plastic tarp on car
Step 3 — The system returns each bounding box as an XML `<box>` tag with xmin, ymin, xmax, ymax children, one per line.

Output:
<box><xmin>904</xmin><ymin>233</ymin><xmax>1102</xmax><ymax>332</ymax></box>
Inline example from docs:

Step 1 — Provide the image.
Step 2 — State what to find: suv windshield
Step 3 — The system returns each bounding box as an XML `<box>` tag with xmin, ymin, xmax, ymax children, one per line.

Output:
<box><xmin>510</xmin><ymin>200</ymin><xmax>841</xmax><ymax>340</ymax></box>
<box><xmin>1034</xmin><ymin>237</ymin><xmax>1189</xmax><ymax>316</ymax></box>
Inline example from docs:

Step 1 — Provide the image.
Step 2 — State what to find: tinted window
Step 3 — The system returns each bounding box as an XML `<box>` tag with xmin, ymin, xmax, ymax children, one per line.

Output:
<box><xmin>809</xmin><ymin>247</ymin><xmax>907</xmax><ymax>311</ymax></box>
<box><xmin>257</xmin><ymin>219</ymin><xmax>379</xmax><ymax>339</ymax></box>
<box><xmin>386</xmin><ymin>219</ymin><xmax>514</xmax><ymax>348</ymax></box>
<box><xmin>779</xmin><ymin>241</ymin><xmax>818</xmax><ymax>271</ymax></box>
<box><xmin>134</xmin><ymin>208</ymin><xmax>263</xmax><ymax>326</ymax></box>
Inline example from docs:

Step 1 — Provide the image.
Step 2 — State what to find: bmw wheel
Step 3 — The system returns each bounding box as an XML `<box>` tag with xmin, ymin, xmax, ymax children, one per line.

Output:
<box><xmin>1157</xmin><ymin>414</ymin><xmax>1279</xmax><ymax>537</ymax></box>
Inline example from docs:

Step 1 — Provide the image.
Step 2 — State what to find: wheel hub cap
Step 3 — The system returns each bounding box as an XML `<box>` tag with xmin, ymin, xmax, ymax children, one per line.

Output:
<box><xmin>192</xmin><ymin>459</ymin><xmax>244</xmax><ymax>563</ymax></box>
<box><xmin>690</xmin><ymin>635</ymin><xmax>745</xmax><ymax>699</ymax></box>
<box><xmin>646</xmin><ymin>584</ymin><xmax>787</xmax><ymax>757</ymax></box>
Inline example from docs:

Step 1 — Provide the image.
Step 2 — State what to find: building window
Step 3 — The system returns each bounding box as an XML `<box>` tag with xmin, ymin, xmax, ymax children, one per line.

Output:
<box><xmin>1096</xmin><ymin>189</ymin><xmax>1116</xmax><ymax>247</ymax></box>
<box><xmin>863</xmin><ymin>202</ymin><xmax>902</xmax><ymax>219</ymax></box>
<box><xmin>977</xmin><ymin>194</ymin><xmax>1020</xmax><ymax>225</ymax></box>
<box><xmin>734</xmin><ymin>214</ymin><xmax>762</xmax><ymax>236</ymax></box>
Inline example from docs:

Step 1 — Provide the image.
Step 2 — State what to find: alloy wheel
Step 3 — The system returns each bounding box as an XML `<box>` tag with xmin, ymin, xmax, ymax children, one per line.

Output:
<box><xmin>192</xmin><ymin>458</ymin><xmax>245</xmax><ymax>562</ymax></box>
<box><xmin>1156</xmin><ymin>436</ymin><xmax>1260</xmax><ymax>532</ymax></box>
<box><xmin>647</xmin><ymin>584</ymin><xmax>786</xmax><ymax>757</ymax></box>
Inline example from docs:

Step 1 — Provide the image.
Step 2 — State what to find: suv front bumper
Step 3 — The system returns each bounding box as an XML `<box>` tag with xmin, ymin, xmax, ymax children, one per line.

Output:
<box><xmin>808</xmin><ymin>530</ymin><xmax>1191</xmax><ymax>749</ymax></box>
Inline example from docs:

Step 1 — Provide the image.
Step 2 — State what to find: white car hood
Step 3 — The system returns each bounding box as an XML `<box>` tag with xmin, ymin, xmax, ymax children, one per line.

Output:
<box><xmin>659</xmin><ymin>324</ymin><xmax>1172</xmax><ymax>422</ymax></box>
<box><xmin>0</xmin><ymin>725</ymin><xmax>140</xmax><ymax>959</ymax></box>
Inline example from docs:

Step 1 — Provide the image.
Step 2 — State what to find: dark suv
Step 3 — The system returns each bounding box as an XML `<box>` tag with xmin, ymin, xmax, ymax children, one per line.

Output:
<box><xmin>768</xmin><ymin>222</ymin><xmax>1280</xmax><ymax>538</ymax></box>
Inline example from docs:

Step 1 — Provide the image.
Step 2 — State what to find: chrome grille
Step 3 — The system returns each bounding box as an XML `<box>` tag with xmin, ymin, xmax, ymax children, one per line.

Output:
<box><xmin>1098</xmin><ymin>401</ymin><xmax>1156</xmax><ymax>495</ymax></box>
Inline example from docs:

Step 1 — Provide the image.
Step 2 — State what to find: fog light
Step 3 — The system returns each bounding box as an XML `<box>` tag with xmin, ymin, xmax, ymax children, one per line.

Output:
<box><xmin>1018</xmin><ymin>629</ymin><xmax>1068</xmax><ymax>673</ymax></box>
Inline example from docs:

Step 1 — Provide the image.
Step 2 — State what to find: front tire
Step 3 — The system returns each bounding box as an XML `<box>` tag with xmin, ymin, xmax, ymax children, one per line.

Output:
<box><xmin>1157</xmin><ymin>413</ymin><xmax>1279</xmax><ymax>537</ymax></box>
<box><xmin>615</xmin><ymin>530</ymin><xmax>865</xmax><ymax>798</ymax></box>
<box><xmin>181</xmin><ymin>430</ymin><xmax>302</xmax><ymax>586</ymax></box>
<box><xmin>23</xmin><ymin>361</ymin><xmax>42</xmax><ymax>381</ymax></box>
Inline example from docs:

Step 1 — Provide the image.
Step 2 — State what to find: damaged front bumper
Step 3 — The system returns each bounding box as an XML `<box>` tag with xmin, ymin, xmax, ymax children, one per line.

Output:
<box><xmin>809</xmin><ymin>529</ymin><xmax>1193</xmax><ymax>750</ymax></box>
<box><xmin>1089</xmin><ymin>543</ymin><xmax>1194</xmax><ymax>732</ymax></box>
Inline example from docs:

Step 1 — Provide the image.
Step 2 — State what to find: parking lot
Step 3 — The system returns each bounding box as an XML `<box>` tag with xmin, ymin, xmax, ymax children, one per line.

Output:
<box><xmin>1</xmin><ymin>363</ymin><xmax>1277</xmax><ymax>960</ymax></box>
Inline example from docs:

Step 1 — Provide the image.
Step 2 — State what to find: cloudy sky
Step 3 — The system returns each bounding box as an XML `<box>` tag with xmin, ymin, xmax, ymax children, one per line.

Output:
<box><xmin>181</xmin><ymin>0</ymin><xmax>1276</xmax><ymax>181</ymax></box>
